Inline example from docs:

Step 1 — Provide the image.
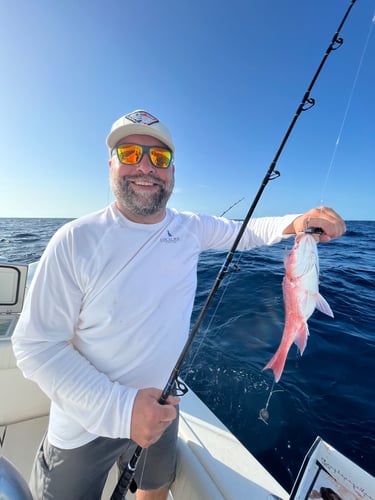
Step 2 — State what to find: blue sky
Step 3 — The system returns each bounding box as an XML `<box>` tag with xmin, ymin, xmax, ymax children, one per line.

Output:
<box><xmin>1</xmin><ymin>0</ymin><xmax>374</xmax><ymax>220</ymax></box>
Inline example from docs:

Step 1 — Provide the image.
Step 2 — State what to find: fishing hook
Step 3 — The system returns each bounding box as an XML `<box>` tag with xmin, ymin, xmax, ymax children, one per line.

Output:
<box><xmin>258</xmin><ymin>382</ymin><xmax>284</xmax><ymax>425</ymax></box>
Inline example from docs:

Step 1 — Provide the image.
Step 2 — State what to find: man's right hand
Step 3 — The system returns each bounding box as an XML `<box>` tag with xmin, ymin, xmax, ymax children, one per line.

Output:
<box><xmin>130</xmin><ymin>388</ymin><xmax>180</xmax><ymax>448</ymax></box>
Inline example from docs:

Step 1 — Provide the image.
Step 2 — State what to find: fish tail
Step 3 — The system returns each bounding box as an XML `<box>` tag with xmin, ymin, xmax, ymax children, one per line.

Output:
<box><xmin>263</xmin><ymin>323</ymin><xmax>308</xmax><ymax>382</ymax></box>
<box><xmin>263</xmin><ymin>347</ymin><xmax>288</xmax><ymax>383</ymax></box>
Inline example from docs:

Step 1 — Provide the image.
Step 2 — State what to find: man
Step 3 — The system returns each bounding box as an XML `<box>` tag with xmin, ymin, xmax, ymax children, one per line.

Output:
<box><xmin>12</xmin><ymin>110</ymin><xmax>346</xmax><ymax>500</ymax></box>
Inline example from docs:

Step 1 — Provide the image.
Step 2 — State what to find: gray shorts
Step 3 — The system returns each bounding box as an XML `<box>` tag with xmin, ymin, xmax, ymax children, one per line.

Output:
<box><xmin>30</xmin><ymin>411</ymin><xmax>178</xmax><ymax>500</ymax></box>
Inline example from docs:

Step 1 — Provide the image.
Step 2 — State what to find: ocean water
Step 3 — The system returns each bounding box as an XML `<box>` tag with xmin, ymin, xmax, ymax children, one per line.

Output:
<box><xmin>1</xmin><ymin>217</ymin><xmax>374</xmax><ymax>492</ymax></box>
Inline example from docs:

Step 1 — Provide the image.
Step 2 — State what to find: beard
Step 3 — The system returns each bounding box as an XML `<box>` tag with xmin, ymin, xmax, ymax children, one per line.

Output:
<box><xmin>110</xmin><ymin>172</ymin><xmax>174</xmax><ymax>218</ymax></box>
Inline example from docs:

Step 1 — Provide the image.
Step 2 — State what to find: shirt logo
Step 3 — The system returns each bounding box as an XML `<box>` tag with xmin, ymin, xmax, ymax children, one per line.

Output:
<box><xmin>160</xmin><ymin>229</ymin><xmax>180</xmax><ymax>244</ymax></box>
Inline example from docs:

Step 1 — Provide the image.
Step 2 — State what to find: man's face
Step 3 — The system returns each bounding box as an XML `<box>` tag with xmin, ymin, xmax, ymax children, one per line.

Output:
<box><xmin>109</xmin><ymin>134</ymin><xmax>175</xmax><ymax>224</ymax></box>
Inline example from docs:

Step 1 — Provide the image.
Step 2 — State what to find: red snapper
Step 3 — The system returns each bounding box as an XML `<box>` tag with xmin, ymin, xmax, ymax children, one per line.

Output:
<box><xmin>263</xmin><ymin>232</ymin><xmax>334</xmax><ymax>382</ymax></box>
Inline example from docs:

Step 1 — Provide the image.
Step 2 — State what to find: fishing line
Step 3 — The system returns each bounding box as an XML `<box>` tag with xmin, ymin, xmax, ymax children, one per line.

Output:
<box><xmin>258</xmin><ymin>381</ymin><xmax>284</xmax><ymax>425</ymax></box>
<box><xmin>111</xmin><ymin>2</ymin><xmax>359</xmax><ymax>497</ymax></box>
<box><xmin>320</xmin><ymin>7</ymin><xmax>375</xmax><ymax>204</ymax></box>
<box><xmin>185</xmin><ymin>199</ymin><xmax>246</xmax><ymax>380</ymax></box>
<box><xmin>183</xmin><ymin>250</ymin><xmax>243</xmax><ymax>382</ymax></box>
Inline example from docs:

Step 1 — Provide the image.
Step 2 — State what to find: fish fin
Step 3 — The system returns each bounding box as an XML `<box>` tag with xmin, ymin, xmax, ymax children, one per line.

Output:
<box><xmin>316</xmin><ymin>293</ymin><xmax>334</xmax><ymax>318</ymax></box>
<box><xmin>263</xmin><ymin>347</ymin><xmax>288</xmax><ymax>383</ymax></box>
<box><xmin>283</xmin><ymin>250</ymin><xmax>289</xmax><ymax>269</ymax></box>
<box><xmin>294</xmin><ymin>323</ymin><xmax>309</xmax><ymax>354</ymax></box>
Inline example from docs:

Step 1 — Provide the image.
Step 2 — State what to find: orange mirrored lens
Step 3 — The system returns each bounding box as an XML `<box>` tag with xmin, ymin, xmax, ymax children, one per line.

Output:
<box><xmin>150</xmin><ymin>148</ymin><xmax>172</xmax><ymax>168</ymax></box>
<box><xmin>115</xmin><ymin>144</ymin><xmax>172</xmax><ymax>168</ymax></box>
<box><xmin>117</xmin><ymin>145</ymin><xmax>142</xmax><ymax>164</ymax></box>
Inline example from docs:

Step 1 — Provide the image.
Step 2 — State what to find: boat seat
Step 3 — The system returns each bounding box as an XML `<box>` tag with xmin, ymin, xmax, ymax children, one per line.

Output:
<box><xmin>0</xmin><ymin>339</ymin><xmax>50</xmax><ymax>426</ymax></box>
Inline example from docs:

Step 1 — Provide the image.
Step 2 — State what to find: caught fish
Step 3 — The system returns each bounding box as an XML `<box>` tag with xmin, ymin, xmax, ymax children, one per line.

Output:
<box><xmin>263</xmin><ymin>232</ymin><xmax>334</xmax><ymax>382</ymax></box>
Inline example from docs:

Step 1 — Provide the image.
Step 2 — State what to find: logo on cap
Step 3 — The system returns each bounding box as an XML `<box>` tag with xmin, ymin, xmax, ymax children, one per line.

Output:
<box><xmin>125</xmin><ymin>111</ymin><xmax>159</xmax><ymax>126</ymax></box>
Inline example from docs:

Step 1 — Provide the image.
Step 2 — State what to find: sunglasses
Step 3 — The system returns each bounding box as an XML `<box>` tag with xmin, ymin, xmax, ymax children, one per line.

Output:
<box><xmin>113</xmin><ymin>143</ymin><xmax>173</xmax><ymax>169</ymax></box>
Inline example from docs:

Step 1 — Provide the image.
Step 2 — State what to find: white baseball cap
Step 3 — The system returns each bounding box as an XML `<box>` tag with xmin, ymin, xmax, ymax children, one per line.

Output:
<box><xmin>106</xmin><ymin>110</ymin><xmax>175</xmax><ymax>152</ymax></box>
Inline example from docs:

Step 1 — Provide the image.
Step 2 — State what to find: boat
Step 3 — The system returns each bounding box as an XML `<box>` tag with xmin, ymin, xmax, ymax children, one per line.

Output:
<box><xmin>1</xmin><ymin>262</ymin><xmax>374</xmax><ymax>499</ymax></box>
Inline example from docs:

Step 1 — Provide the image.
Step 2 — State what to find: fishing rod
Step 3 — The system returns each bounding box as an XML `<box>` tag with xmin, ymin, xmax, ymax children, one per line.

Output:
<box><xmin>111</xmin><ymin>1</ymin><xmax>358</xmax><ymax>497</ymax></box>
<box><xmin>220</xmin><ymin>197</ymin><xmax>245</xmax><ymax>217</ymax></box>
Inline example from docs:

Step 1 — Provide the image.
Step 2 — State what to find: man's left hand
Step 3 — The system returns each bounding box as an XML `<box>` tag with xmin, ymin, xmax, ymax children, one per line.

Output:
<box><xmin>284</xmin><ymin>206</ymin><xmax>346</xmax><ymax>242</ymax></box>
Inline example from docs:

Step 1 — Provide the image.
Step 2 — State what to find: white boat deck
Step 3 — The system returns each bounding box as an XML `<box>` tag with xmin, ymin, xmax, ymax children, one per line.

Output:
<box><xmin>175</xmin><ymin>388</ymin><xmax>288</xmax><ymax>499</ymax></box>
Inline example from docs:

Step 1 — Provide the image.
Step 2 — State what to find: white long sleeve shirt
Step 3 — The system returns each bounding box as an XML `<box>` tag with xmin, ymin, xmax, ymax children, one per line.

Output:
<box><xmin>12</xmin><ymin>203</ymin><xmax>297</xmax><ymax>449</ymax></box>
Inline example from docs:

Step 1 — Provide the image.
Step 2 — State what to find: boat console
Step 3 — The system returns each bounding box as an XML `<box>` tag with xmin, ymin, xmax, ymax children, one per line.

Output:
<box><xmin>0</xmin><ymin>264</ymin><xmax>28</xmax><ymax>340</ymax></box>
<box><xmin>0</xmin><ymin>263</ymin><xmax>51</xmax><ymax>427</ymax></box>
<box><xmin>0</xmin><ymin>263</ymin><xmax>50</xmax><ymax>499</ymax></box>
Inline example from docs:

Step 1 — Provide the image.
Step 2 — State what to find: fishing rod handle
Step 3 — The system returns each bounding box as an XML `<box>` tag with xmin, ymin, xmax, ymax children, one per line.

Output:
<box><xmin>110</xmin><ymin>375</ymin><xmax>186</xmax><ymax>499</ymax></box>
<box><xmin>159</xmin><ymin>377</ymin><xmax>176</xmax><ymax>405</ymax></box>
<box><xmin>110</xmin><ymin>445</ymin><xmax>142</xmax><ymax>500</ymax></box>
